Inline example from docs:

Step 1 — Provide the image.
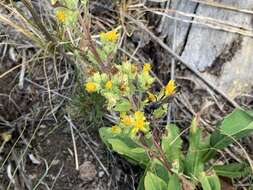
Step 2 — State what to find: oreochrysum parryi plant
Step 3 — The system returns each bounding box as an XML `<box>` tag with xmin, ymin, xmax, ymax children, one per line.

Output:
<box><xmin>49</xmin><ymin>1</ymin><xmax>253</xmax><ymax>189</ymax></box>
<box><xmin>84</xmin><ymin>30</ymin><xmax>253</xmax><ymax>190</ymax></box>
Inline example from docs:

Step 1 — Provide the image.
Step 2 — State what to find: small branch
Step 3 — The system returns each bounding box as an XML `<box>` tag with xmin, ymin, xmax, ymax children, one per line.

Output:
<box><xmin>20</xmin><ymin>0</ymin><xmax>56</xmax><ymax>43</ymax></box>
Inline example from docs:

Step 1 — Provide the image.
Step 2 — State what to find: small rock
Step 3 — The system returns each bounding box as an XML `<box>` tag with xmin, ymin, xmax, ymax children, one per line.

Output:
<box><xmin>79</xmin><ymin>161</ymin><xmax>97</xmax><ymax>183</ymax></box>
<box><xmin>83</xmin><ymin>153</ymin><xmax>88</xmax><ymax>159</ymax></box>
<box><xmin>88</xmin><ymin>155</ymin><xmax>93</xmax><ymax>160</ymax></box>
<box><xmin>98</xmin><ymin>171</ymin><xmax>105</xmax><ymax>178</ymax></box>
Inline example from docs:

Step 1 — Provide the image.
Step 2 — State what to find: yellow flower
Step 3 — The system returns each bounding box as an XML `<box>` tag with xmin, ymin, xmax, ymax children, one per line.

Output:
<box><xmin>100</xmin><ymin>30</ymin><xmax>119</xmax><ymax>42</ymax></box>
<box><xmin>132</xmin><ymin>111</ymin><xmax>148</xmax><ymax>135</ymax></box>
<box><xmin>111</xmin><ymin>125</ymin><xmax>121</xmax><ymax>134</ymax></box>
<box><xmin>56</xmin><ymin>10</ymin><xmax>66</xmax><ymax>23</ymax></box>
<box><xmin>105</xmin><ymin>80</ymin><xmax>113</xmax><ymax>89</ymax></box>
<box><xmin>85</xmin><ymin>81</ymin><xmax>96</xmax><ymax>93</ymax></box>
<box><xmin>143</xmin><ymin>63</ymin><xmax>151</xmax><ymax>73</ymax></box>
<box><xmin>135</xmin><ymin>111</ymin><xmax>144</xmax><ymax>119</ymax></box>
<box><xmin>121</xmin><ymin>115</ymin><xmax>132</xmax><ymax>126</ymax></box>
<box><xmin>134</xmin><ymin>119</ymin><xmax>145</xmax><ymax>129</ymax></box>
<box><xmin>147</xmin><ymin>92</ymin><xmax>156</xmax><ymax>102</ymax></box>
<box><xmin>165</xmin><ymin>80</ymin><xmax>176</xmax><ymax>96</ymax></box>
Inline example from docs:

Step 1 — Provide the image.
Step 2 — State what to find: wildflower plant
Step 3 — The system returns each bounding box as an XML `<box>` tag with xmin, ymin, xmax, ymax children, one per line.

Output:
<box><xmin>82</xmin><ymin>26</ymin><xmax>253</xmax><ymax>190</ymax></box>
<box><xmin>52</xmin><ymin>0</ymin><xmax>79</xmax><ymax>26</ymax></box>
<box><xmin>17</xmin><ymin>0</ymin><xmax>253</xmax><ymax>189</ymax></box>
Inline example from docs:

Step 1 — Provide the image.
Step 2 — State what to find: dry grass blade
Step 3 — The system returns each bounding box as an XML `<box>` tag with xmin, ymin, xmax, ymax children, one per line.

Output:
<box><xmin>0</xmin><ymin>14</ymin><xmax>43</xmax><ymax>45</ymax></box>
<box><xmin>20</xmin><ymin>0</ymin><xmax>56</xmax><ymax>43</ymax></box>
<box><xmin>190</xmin><ymin>0</ymin><xmax>253</xmax><ymax>15</ymax></box>
<box><xmin>6</xmin><ymin>112</ymin><xmax>47</xmax><ymax>190</ymax></box>
<box><xmin>143</xmin><ymin>7</ymin><xmax>253</xmax><ymax>37</ymax></box>
<box><xmin>64</xmin><ymin>115</ymin><xmax>79</xmax><ymax>171</ymax></box>
<box><xmin>148</xmin><ymin>0</ymin><xmax>253</xmax><ymax>16</ymax></box>
<box><xmin>0</xmin><ymin>64</ymin><xmax>22</xmax><ymax>79</ymax></box>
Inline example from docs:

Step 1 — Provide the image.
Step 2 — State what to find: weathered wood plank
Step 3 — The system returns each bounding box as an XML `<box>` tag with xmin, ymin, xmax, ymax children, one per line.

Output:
<box><xmin>161</xmin><ymin>0</ymin><xmax>253</xmax><ymax>98</ymax></box>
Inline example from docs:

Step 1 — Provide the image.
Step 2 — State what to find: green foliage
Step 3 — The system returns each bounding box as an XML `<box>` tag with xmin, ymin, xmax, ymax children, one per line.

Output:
<box><xmin>185</xmin><ymin>117</ymin><xmax>205</xmax><ymax>178</ymax></box>
<box><xmin>148</xmin><ymin>159</ymin><xmax>169</xmax><ymax>182</ymax></box>
<box><xmin>18</xmin><ymin>0</ymin><xmax>253</xmax><ymax>188</ymax></box>
<box><xmin>114</xmin><ymin>99</ymin><xmax>132</xmax><ymax>112</ymax></box>
<box><xmin>162</xmin><ymin>124</ymin><xmax>182</xmax><ymax>163</ymax></box>
<box><xmin>213</xmin><ymin>163</ymin><xmax>252</xmax><ymax>178</ymax></box>
<box><xmin>68</xmin><ymin>84</ymin><xmax>106</xmax><ymax>128</ymax></box>
<box><xmin>199</xmin><ymin>172</ymin><xmax>221</xmax><ymax>190</ymax></box>
<box><xmin>167</xmin><ymin>175</ymin><xmax>181</xmax><ymax>190</ymax></box>
<box><xmin>207</xmin><ymin>174</ymin><xmax>221</xmax><ymax>190</ymax></box>
<box><xmin>205</xmin><ymin>109</ymin><xmax>253</xmax><ymax>161</ymax></box>
<box><xmin>54</xmin><ymin>5</ymin><xmax>253</xmax><ymax>188</ymax></box>
<box><xmin>100</xmin><ymin>108</ymin><xmax>253</xmax><ymax>190</ymax></box>
<box><xmin>99</xmin><ymin>127</ymin><xmax>149</xmax><ymax>166</ymax></box>
<box><xmin>52</xmin><ymin>0</ymin><xmax>79</xmax><ymax>26</ymax></box>
<box><xmin>55</xmin><ymin>7</ymin><xmax>79</xmax><ymax>26</ymax></box>
<box><xmin>144</xmin><ymin>172</ymin><xmax>167</xmax><ymax>190</ymax></box>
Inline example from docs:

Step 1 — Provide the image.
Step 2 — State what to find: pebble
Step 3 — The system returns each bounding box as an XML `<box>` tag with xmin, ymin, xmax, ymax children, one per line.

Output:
<box><xmin>98</xmin><ymin>171</ymin><xmax>105</xmax><ymax>178</ymax></box>
<box><xmin>79</xmin><ymin>161</ymin><xmax>97</xmax><ymax>183</ymax></box>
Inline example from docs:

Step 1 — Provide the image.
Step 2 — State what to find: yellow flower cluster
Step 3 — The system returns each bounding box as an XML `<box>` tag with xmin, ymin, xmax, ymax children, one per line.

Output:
<box><xmin>143</xmin><ymin>63</ymin><xmax>151</xmax><ymax>73</ymax></box>
<box><xmin>85</xmin><ymin>81</ymin><xmax>96</xmax><ymax>93</ymax></box>
<box><xmin>112</xmin><ymin>111</ymin><xmax>149</xmax><ymax>135</ymax></box>
<box><xmin>84</xmin><ymin>62</ymin><xmax>177</xmax><ymax>137</ymax></box>
<box><xmin>56</xmin><ymin>10</ymin><xmax>66</xmax><ymax>23</ymax></box>
<box><xmin>105</xmin><ymin>80</ymin><xmax>113</xmax><ymax>89</ymax></box>
<box><xmin>100</xmin><ymin>30</ymin><xmax>119</xmax><ymax>43</ymax></box>
<box><xmin>132</xmin><ymin>111</ymin><xmax>148</xmax><ymax>135</ymax></box>
<box><xmin>121</xmin><ymin>114</ymin><xmax>132</xmax><ymax>126</ymax></box>
<box><xmin>165</xmin><ymin>80</ymin><xmax>176</xmax><ymax>96</ymax></box>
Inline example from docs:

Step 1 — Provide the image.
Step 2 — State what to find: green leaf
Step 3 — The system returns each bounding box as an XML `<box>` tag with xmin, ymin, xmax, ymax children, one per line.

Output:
<box><xmin>149</xmin><ymin>159</ymin><xmax>169</xmax><ymax>182</ymax></box>
<box><xmin>162</xmin><ymin>124</ymin><xmax>182</xmax><ymax>163</ymax></box>
<box><xmin>99</xmin><ymin>127</ymin><xmax>149</xmax><ymax>166</ymax></box>
<box><xmin>144</xmin><ymin>172</ymin><xmax>167</xmax><ymax>190</ymax></box>
<box><xmin>185</xmin><ymin>118</ymin><xmax>204</xmax><ymax>177</ymax></box>
<box><xmin>199</xmin><ymin>172</ymin><xmax>221</xmax><ymax>190</ymax></box>
<box><xmin>62</xmin><ymin>0</ymin><xmax>78</xmax><ymax>9</ymax></box>
<box><xmin>108</xmin><ymin>139</ymin><xmax>149</xmax><ymax>166</ymax></box>
<box><xmin>199</xmin><ymin>173</ymin><xmax>212</xmax><ymax>190</ymax></box>
<box><xmin>207</xmin><ymin>173</ymin><xmax>221</xmax><ymax>190</ymax></box>
<box><xmin>167</xmin><ymin>175</ymin><xmax>181</xmax><ymax>190</ymax></box>
<box><xmin>99</xmin><ymin>127</ymin><xmax>115</xmax><ymax>147</ymax></box>
<box><xmin>137</xmin><ymin>175</ymin><xmax>145</xmax><ymax>190</ymax></box>
<box><xmin>205</xmin><ymin>109</ymin><xmax>253</xmax><ymax>161</ymax></box>
<box><xmin>114</xmin><ymin>99</ymin><xmax>132</xmax><ymax>112</ymax></box>
<box><xmin>153</xmin><ymin>104</ymin><xmax>167</xmax><ymax>119</ymax></box>
<box><xmin>213</xmin><ymin>163</ymin><xmax>252</xmax><ymax>178</ymax></box>
<box><xmin>138</xmin><ymin>72</ymin><xmax>155</xmax><ymax>91</ymax></box>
